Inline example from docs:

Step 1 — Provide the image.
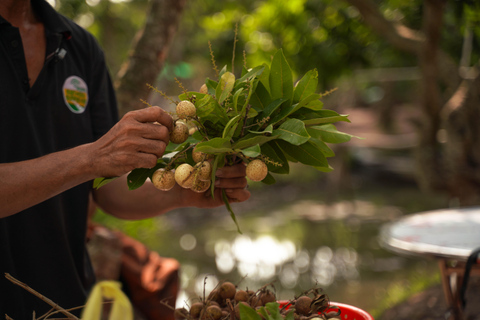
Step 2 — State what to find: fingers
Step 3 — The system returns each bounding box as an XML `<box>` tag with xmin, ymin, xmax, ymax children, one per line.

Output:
<box><xmin>128</xmin><ymin>106</ymin><xmax>173</xmax><ymax>131</ymax></box>
<box><xmin>215</xmin><ymin>163</ymin><xmax>247</xmax><ymax>179</ymax></box>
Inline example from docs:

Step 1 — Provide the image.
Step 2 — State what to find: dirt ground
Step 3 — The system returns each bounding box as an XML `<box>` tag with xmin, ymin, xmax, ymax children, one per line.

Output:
<box><xmin>378</xmin><ymin>274</ymin><xmax>480</xmax><ymax>320</ymax></box>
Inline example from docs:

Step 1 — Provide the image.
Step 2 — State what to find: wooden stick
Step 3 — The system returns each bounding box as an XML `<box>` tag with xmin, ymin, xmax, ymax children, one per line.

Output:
<box><xmin>4</xmin><ymin>273</ymin><xmax>79</xmax><ymax>320</ymax></box>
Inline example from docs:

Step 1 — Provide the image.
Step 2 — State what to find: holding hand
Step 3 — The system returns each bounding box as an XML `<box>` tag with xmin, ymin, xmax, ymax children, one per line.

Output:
<box><xmin>91</xmin><ymin>107</ymin><xmax>173</xmax><ymax>178</ymax></box>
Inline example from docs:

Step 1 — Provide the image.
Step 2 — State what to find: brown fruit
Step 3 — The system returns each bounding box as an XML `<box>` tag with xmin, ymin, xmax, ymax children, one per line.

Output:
<box><xmin>246</xmin><ymin>159</ymin><xmax>268</xmax><ymax>181</ymax></box>
<box><xmin>260</xmin><ymin>290</ymin><xmax>276</xmax><ymax>305</ymax></box>
<box><xmin>190</xmin><ymin>302</ymin><xmax>204</xmax><ymax>318</ymax></box>
<box><xmin>151</xmin><ymin>168</ymin><xmax>175</xmax><ymax>191</ymax></box>
<box><xmin>219</xmin><ymin>281</ymin><xmax>236</xmax><ymax>300</ymax></box>
<box><xmin>175</xmin><ymin>163</ymin><xmax>195</xmax><ymax>188</ymax></box>
<box><xmin>176</xmin><ymin>100</ymin><xmax>196</xmax><ymax>119</ymax></box>
<box><xmin>170</xmin><ymin>121</ymin><xmax>189</xmax><ymax>144</ymax></box>
<box><xmin>205</xmin><ymin>305</ymin><xmax>222</xmax><ymax>320</ymax></box>
<box><xmin>294</xmin><ymin>296</ymin><xmax>313</xmax><ymax>316</ymax></box>
<box><xmin>234</xmin><ymin>290</ymin><xmax>249</xmax><ymax>302</ymax></box>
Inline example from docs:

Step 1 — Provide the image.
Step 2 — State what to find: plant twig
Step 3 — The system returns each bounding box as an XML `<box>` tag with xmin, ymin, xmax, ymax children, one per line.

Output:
<box><xmin>232</xmin><ymin>22</ymin><xmax>239</xmax><ymax>74</ymax></box>
<box><xmin>208</xmin><ymin>41</ymin><xmax>219</xmax><ymax>78</ymax></box>
<box><xmin>4</xmin><ymin>273</ymin><xmax>79</xmax><ymax>320</ymax></box>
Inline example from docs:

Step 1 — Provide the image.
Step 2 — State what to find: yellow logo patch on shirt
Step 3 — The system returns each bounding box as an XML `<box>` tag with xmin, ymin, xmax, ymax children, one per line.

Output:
<box><xmin>62</xmin><ymin>75</ymin><xmax>88</xmax><ymax>114</ymax></box>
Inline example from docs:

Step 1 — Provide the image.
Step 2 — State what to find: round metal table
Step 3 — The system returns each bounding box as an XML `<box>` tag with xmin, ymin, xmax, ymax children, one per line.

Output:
<box><xmin>379</xmin><ymin>207</ymin><xmax>480</xmax><ymax>320</ymax></box>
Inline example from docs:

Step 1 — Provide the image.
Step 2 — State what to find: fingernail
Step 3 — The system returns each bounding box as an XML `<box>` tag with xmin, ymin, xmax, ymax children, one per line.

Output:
<box><xmin>225</xmin><ymin>189</ymin><xmax>234</xmax><ymax>193</ymax></box>
<box><xmin>216</xmin><ymin>169</ymin><xmax>224</xmax><ymax>177</ymax></box>
<box><xmin>215</xmin><ymin>179</ymin><xmax>221</xmax><ymax>186</ymax></box>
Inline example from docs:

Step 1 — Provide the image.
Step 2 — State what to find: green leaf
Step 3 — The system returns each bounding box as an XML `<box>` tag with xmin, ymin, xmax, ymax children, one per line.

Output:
<box><xmin>249</xmin><ymin>81</ymin><xmax>272</xmax><ymax>111</ymax></box>
<box><xmin>269</xmin><ymin>94</ymin><xmax>320</xmax><ymax>124</ymax></box>
<box><xmin>293</xmin><ymin>69</ymin><xmax>318</xmax><ymax>103</ymax></box>
<box><xmin>222</xmin><ymin>189</ymin><xmax>242</xmax><ymax>234</ymax></box>
<box><xmin>216</xmin><ymin>71</ymin><xmax>236</xmax><ymax>104</ymax></box>
<box><xmin>301</xmin><ymin>110</ymin><xmax>350</xmax><ymax>126</ymax></box>
<box><xmin>127</xmin><ymin>166</ymin><xmax>158</xmax><ymax>190</ymax></box>
<box><xmin>261</xmin><ymin>142</ymin><xmax>289</xmax><ymax>174</ymax></box>
<box><xmin>277</xmin><ymin>140</ymin><xmax>328</xmax><ymax>167</ymax></box>
<box><xmin>223</xmin><ymin>115</ymin><xmax>242</xmax><ymax>140</ymax></box>
<box><xmin>236</xmin><ymin>65</ymin><xmax>265</xmax><ymax>84</ymax></box>
<box><xmin>304</xmin><ymin>99</ymin><xmax>324</xmax><ymax>110</ymax></box>
<box><xmin>195</xmin><ymin>138</ymin><xmax>233</xmax><ymax>154</ymax></box>
<box><xmin>307</xmin><ymin>124</ymin><xmax>354</xmax><ymax>144</ymax></box>
<box><xmin>249</xmin><ymin>124</ymin><xmax>273</xmax><ymax>135</ymax></box>
<box><xmin>197</xmin><ymin>97</ymin><xmax>230</xmax><ymax>125</ymax></box>
<box><xmin>269</xmin><ymin>49</ymin><xmax>293</xmax><ymax>105</ymax></box>
<box><xmin>93</xmin><ymin>177</ymin><xmax>117</xmax><ymax>189</ymax></box>
<box><xmin>315</xmin><ymin>164</ymin><xmax>334</xmax><ymax>172</ymax></box>
<box><xmin>232</xmin><ymin>88</ymin><xmax>245</xmax><ymax>112</ymax></box>
<box><xmin>262</xmin><ymin>98</ymin><xmax>287</xmax><ymax>120</ymax></box>
<box><xmin>239</xmin><ymin>301</ymin><xmax>261</xmax><ymax>320</ymax></box>
<box><xmin>240</xmin><ymin>144</ymin><xmax>261</xmax><ymax>158</ymax></box>
<box><xmin>309</xmin><ymin>137</ymin><xmax>335</xmax><ymax>157</ymax></box>
<box><xmin>272</xmin><ymin>119</ymin><xmax>310</xmax><ymax>145</ymax></box>
<box><xmin>233</xmin><ymin>134</ymin><xmax>279</xmax><ymax>150</ymax></box>
<box><xmin>264</xmin><ymin>302</ymin><xmax>283</xmax><ymax>320</ymax></box>
<box><xmin>260</xmin><ymin>172</ymin><xmax>276</xmax><ymax>185</ymax></box>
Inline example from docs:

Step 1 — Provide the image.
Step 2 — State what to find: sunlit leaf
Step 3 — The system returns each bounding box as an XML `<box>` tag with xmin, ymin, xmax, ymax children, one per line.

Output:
<box><xmin>307</xmin><ymin>124</ymin><xmax>354</xmax><ymax>143</ymax></box>
<box><xmin>293</xmin><ymin>68</ymin><xmax>318</xmax><ymax>103</ymax></box>
<box><xmin>216</xmin><ymin>71</ymin><xmax>236</xmax><ymax>104</ymax></box>
<box><xmin>195</xmin><ymin>138</ymin><xmax>233</xmax><ymax>153</ymax></box>
<box><xmin>269</xmin><ymin>49</ymin><xmax>293</xmax><ymax>105</ymax></box>
<box><xmin>240</xmin><ymin>144</ymin><xmax>261</xmax><ymax>157</ymax></box>
<box><xmin>273</xmin><ymin>119</ymin><xmax>310</xmax><ymax>145</ymax></box>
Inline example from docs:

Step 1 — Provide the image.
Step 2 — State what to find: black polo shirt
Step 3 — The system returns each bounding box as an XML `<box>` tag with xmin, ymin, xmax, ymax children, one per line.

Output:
<box><xmin>0</xmin><ymin>0</ymin><xmax>118</xmax><ymax>318</ymax></box>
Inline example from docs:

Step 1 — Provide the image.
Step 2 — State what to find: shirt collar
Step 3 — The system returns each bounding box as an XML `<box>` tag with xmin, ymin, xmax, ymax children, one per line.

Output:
<box><xmin>0</xmin><ymin>0</ymin><xmax>72</xmax><ymax>39</ymax></box>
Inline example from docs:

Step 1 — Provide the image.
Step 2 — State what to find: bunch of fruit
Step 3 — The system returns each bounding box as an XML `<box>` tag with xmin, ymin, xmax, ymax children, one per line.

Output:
<box><xmin>94</xmin><ymin>49</ymin><xmax>354</xmax><ymax>231</ymax></box>
<box><xmin>174</xmin><ymin>281</ymin><xmax>341</xmax><ymax>320</ymax></box>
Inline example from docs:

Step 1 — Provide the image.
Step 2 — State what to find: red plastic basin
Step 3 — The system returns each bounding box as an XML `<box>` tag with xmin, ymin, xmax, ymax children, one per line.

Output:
<box><xmin>278</xmin><ymin>301</ymin><xmax>374</xmax><ymax>320</ymax></box>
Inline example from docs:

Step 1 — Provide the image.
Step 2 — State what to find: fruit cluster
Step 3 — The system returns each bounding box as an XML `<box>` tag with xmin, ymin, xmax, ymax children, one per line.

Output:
<box><xmin>174</xmin><ymin>282</ymin><xmax>341</xmax><ymax>320</ymax></box>
<box><xmin>150</xmin><ymin>99</ymin><xmax>269</xmax><ymax>193</ymax></box>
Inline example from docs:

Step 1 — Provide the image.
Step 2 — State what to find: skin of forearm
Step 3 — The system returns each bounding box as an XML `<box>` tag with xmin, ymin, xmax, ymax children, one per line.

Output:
<box><xmin>92</xmin><ymin>175</ymin><xmax>186</xmax><ymax>220</ymax></box>
<box><xmin>0</xmin><ymin>144</ymin><xmax>98</xmax><ymax>218</ymax></box>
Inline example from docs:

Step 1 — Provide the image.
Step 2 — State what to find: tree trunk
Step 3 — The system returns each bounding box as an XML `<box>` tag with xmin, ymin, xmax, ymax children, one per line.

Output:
<box><xmin>115</xmin><ymin>0</ymin><xmax>187</xmax><ymax>117</ymax></box>
<box><xmin>414</xmin><ymin>0</ymin><xmax>446</xmax><ymax>192</ymax></box>
<box><xmin>346</xmin><ymin>0</ymin><xmax>480</xmax><ymax>205</ymax></box>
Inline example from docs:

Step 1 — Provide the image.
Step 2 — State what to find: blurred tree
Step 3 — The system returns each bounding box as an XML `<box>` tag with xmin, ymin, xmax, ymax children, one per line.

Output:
<box><xmin>346</xmin><ymin>0</ymin><xmax>480</xmax><ymax>205</ymax></box>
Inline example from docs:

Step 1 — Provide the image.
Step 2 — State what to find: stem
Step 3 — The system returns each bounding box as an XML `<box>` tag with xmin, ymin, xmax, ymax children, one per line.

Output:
<box><xmin>4</xmin><ymin>273</ymin><xmax>79</xmax><ymax>320</ymax></box>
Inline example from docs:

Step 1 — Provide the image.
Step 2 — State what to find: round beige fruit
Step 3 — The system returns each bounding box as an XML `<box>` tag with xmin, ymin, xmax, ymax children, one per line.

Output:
<box><xmin>176</xmin><ymin>100</ymin><xmax>196</xmax><ymax>119</ymax></box>
<box><xmin>246</xmin><ymin>159</ymin><xmax>268</xmax><ymax>182</ymax></box>
<box><xmin>175</xmin><ymin>163</ymin><xmax>195</xmax><ymax>188</ymax></box>
<box><xmin>194</xmin><ymin>161</ymin><xmax>212</xmax><ymax>181</ymax></box>
<box><xmin>192</xmin><ymin>146</ymin><xmax>212</xmax><ymax>163</ymax></box>
<box><xmin>151</xmin><ymin>168</ymin><xmax>176</xmax><ymax>191</ymax></box>
<box><xmin>170</xmin><ymin>121</ymin><xmax>189</xmax><ymax>144</ymax></box>
<box><xmin>191</xmin><ymin>178</ymin><xmax>211</xmax><ymax>193</ymax></box>
<box><xmin>199</xmin><ymin>84</ymin><xmax>208</xmax><ymax>94</ymax></box>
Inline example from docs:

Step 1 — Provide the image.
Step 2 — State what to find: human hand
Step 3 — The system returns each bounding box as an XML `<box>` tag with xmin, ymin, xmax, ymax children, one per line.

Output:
<box><xmin>173</xmin><ymin>162</ymin><xmax>251</xmax><ymax>209</ymax></box>
<box><xmin>90</xmin><ymin>107</ymin><xmax>173</xmax><ymax>178</ymax></box>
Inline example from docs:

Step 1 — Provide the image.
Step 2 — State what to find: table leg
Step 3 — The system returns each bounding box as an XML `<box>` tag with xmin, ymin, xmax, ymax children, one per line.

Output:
<box><xmin>438</xmin><ymin>259</ymin><xmax>464</xmax><ymax>320</ymax></box>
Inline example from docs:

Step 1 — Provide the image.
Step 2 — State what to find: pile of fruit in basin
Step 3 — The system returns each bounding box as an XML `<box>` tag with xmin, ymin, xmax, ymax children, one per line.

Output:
<box><xmin>174</xmin><ymin>281</ymin><xmax>341</xmax><ymax>320</ymax></box>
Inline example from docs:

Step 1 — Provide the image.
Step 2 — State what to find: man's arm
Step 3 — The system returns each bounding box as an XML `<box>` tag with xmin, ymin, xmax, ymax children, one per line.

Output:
<box><xmin>0</xmin><ymin>107</ymin><xmax>173</xmax><ymax>218</ymax></box>
<box><xmin>92</xmin><ymin>162</ymin><xmax>251</xmax><ymax>220</ymax></box>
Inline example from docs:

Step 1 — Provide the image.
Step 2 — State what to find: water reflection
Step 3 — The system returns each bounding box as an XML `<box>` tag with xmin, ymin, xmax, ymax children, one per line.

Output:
<box><xmin>177</xmin><ymin>234</ymin><xmax>360</xmax><ymax>308</ymax></box>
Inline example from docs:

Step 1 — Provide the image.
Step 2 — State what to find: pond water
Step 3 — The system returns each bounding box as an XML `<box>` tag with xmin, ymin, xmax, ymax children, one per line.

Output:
<box><xmin>96</xmin><ymin>166</ymin><xmax>449</xmax><ymax>317</ymax></box>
